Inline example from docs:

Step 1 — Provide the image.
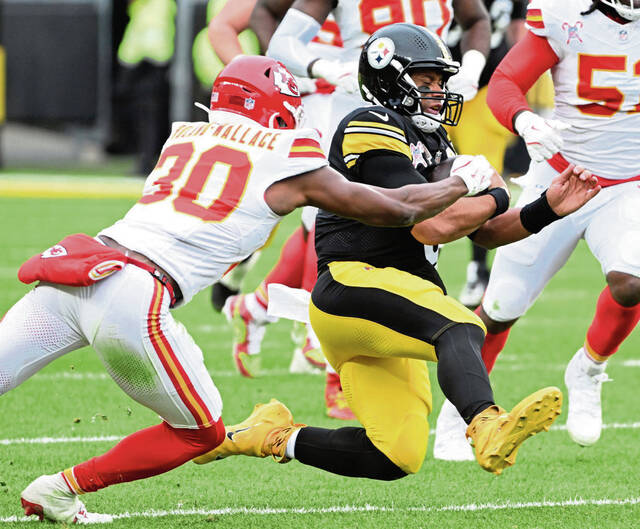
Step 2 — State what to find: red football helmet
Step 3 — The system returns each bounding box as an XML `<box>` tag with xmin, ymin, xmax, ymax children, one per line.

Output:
<box><xmin>210</xmin><ymin>56</ymin><xmax>304</xmax><ymax>129</ymax></box>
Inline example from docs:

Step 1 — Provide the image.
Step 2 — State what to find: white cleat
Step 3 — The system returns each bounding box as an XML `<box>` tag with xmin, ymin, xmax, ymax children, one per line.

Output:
<box><xmin>564</xmin><ymin>348</ymin><xmax>611</xmax><ymax>447</ymax></box>
<box><xmin>433</xmin><ymin>399</ymin><xmax>475</xmax><ymax>461</ymax></box>
<box><xmin>21</xmin><ymin>473</ymin><xmax>113</xmax><ymax>524</ymax></box>
<box><xmin>458</xmin><ymin>262</ymin><xmax>489</xmax><ymax>309</ymax></box>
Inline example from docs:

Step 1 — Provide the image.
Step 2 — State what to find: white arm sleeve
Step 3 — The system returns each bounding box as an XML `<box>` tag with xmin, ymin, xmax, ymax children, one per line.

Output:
<box><xmin>266</xmin><ymin>8</ymin><xmax>322</xmax><ymax>77</ymax></box>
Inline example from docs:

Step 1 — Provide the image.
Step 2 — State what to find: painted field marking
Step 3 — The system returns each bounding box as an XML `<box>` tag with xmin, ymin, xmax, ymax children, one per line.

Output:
<box><xmin>1</xmin><ymin>496</ymin><xmax>639</xmax><ymax>522</ymax></box>
<box><xmin>3</xmin><ymin>421</ymin><xmax>640</xmax><ymax>446</ymax></box>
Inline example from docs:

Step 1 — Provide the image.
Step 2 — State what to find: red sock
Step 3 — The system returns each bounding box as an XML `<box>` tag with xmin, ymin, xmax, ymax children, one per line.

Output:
<box><xmin>301</xmin><ymin>227</ymin><xmax>318</xmax><ymax>292</ymax></box>
<box><xmin>585</xmin><ymin>286</ymin><xmax>640</xmax><ymax>358</ymax></box>
<box><xmin>475</xmin><ymin>307</ymin><xmax>511</xmax><ymax>374</ymax></box>
<box><xmin>255</xmin><ymin>226</ymin><xmax>307</xmax><ymax>308</ymax></box>
<box><xmin>67</xmin><ymin>419</ymin><xmax>224</xmax><ymax>493</ymax></box>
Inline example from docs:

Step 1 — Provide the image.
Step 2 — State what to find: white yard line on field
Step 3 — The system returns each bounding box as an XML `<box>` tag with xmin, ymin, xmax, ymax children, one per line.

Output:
<box><xmin>3</xmin><ymin>421</ymin><xmax>640</xmax><ymax>446</ymax></box>
<box><xmin>1</xmin><ymin>496</ymin><xmax>639</xmax><ymax>522</ymax></box>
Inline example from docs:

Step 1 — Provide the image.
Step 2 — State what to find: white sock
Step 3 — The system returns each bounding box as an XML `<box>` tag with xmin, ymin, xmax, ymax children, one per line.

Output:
<box><xmin>285</xmin><ymin>427</ymin><xmax>302</xmax><ymax>460</ymax></box>
<box><xmin>244</xmin><ymin>292</ymin><xmax>278</xmax><ymax>325</ymax></box>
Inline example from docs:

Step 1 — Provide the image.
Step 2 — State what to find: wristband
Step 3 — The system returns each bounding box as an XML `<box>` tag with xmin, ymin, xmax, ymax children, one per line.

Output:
<box><xmin>487</xmin><ymin>188</ymin><xmax>510</xmax><ymax>218</ymax></box>
<box><xmin>307</xmin><ymin>58</ymin><xmax>321</xmax><ymax>78</ymax></box>
<box><xmin>519</xmin><ymin>190</ymin><xmax>562</xmax><ymax>233</ymax></box>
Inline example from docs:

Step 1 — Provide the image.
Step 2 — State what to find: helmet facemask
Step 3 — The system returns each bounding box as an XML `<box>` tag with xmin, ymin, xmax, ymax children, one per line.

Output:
<box><xmin>389</xmin><ymin>59</ymin><xmax>463</xmax><ymax>133</ymax></box>
<box><xmin>599</xmin><ymin>0</ymin><xmax>640</xmax><ymax>21</ymax></box>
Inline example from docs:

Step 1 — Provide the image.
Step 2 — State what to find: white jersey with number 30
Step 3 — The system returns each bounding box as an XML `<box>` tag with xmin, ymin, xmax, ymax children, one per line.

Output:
<box><xmin>526</xmin><ymin>0</ymin><xmax>640</xmax><ymax>179</ymax></box>
<box><xmin>100</xmin><ymin>111</ymin><xmax>327</xmax><ymax>305</ymax></box>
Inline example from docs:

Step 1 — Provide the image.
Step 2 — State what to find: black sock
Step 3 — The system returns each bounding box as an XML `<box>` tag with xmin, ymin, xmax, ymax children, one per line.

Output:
<box><xmin>294</xmin><ymin>426</ymin><xmax>406</xmax><ymax>481</ymax></box>
<box><xmin>435</xmin><ymin>324</ymin><xmax>494</xmax><ymax>423</ymax></box>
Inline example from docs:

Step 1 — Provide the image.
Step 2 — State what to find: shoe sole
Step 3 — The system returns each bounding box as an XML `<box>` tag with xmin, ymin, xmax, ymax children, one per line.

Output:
<box><xmin>484</xmin><ymin>387</ymin><xmax>562</xmax><ymax>474</ymax></box>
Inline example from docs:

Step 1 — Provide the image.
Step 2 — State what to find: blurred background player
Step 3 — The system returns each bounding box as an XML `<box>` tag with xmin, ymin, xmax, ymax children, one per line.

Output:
<box><xmin>446</xmin><ymin>0</ymin><xmax>526</xmax><ymax>309</ymax></box>
<box><xmin>108</xmin><ymin>0</ymin><xmax>176</xmax><ymax>175</ymax></box>
<box><xmin>193</xmin><ymin>23</ymin><xmax>601</xmax><ymax>482</ymax></box>
<box><xmin>434</xmin><ymin>0</ymin><xmax>640</xmax><ymax>460</ymax></box>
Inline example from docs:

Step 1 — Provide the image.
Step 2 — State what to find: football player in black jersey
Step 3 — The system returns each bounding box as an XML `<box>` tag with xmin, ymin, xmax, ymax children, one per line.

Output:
<box><xmin>194</xmin><ymin>23</ymin><xmax>600</xmax><ymax>479</ymax></box>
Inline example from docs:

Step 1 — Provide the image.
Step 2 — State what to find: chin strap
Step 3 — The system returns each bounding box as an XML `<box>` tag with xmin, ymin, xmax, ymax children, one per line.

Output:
<box><xmin>194</xmin><ymin>102</ymin><xmax>213</xmax><ymax>122</ymax></box>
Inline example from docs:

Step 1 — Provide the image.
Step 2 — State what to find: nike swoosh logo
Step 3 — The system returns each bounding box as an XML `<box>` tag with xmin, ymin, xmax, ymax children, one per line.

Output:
<box><xmin>226</xmin><ymin>426</ymin><xmax>252</xmax><ymax>441</ymax></box>
<box><xmin>369</xmin><ymin>111</ymin><xmax>389</xmax><ymax>121</ymax></box>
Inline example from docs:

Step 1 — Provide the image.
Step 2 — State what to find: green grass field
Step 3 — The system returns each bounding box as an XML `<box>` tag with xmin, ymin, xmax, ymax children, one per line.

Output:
<box><xmin>0</xmin><ymin>181</ymin><xmax>638</xmax><ymax>528</ymax></box>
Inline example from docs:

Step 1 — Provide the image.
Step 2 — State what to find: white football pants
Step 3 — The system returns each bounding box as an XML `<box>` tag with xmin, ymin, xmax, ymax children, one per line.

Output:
<box><xmin>482</xmin><ymin>160</ymin><xmax>640</xmax><ymax>322</ymax></box>
<box><xmin>0</xmin><ymin>265</ymin><xmax>222</xmax><ymax>428</ymax></box>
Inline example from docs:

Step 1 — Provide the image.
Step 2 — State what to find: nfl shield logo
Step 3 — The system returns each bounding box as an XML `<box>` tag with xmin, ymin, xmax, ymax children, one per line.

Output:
<box><xmin>245</xmin><ymin>98</ymin><xmax>255</xmax><ymax>110</ymax></box>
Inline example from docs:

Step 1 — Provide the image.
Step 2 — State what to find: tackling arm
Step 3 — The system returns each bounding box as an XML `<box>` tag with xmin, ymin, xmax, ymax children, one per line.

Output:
<box><xmin>264</xmin><ymin>165</ymin><xmax>470</xmax><ymax>227</ymax></box>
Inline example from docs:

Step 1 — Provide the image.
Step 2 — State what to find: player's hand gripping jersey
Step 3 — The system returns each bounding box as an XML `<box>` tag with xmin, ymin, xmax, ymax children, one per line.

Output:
<box><xmin>100</xmin><ymin>112</ymin><xmax>327</xmax><ymax>305</ymax></box>
<box><xmin>315</xmin><ymin>106</ymin><xmax>455</xmax><ymax>291</ymax></box>
<box><xmin>526</xmin><ymin>0</ymin><xmax>640</xmax><ymax>179</ymax></box>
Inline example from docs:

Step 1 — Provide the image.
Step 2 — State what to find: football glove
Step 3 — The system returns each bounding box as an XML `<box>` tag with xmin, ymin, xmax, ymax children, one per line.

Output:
<box><xmin>446</xmin><ymin>50</ymin><xmax>486</xmax><ymax>102</ymax></box>
<box><xmin>451</xmin><ymin>155</ymin><xmax>494</xmax><ymax>197</ymax></box>
<box><xmin>514</xmin><ymin>110</ymin><xmax>570</xmax><ymax>163</ymax></box>
<box><xmin>310</xmin><ymin>59</ymin><xmax>359</xmax><ymax>93</ymax></box>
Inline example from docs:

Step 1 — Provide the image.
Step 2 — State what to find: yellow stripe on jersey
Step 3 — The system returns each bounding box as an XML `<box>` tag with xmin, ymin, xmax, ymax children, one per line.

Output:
<box><xmin>346</xmin><ymin>120</ymin><xmax>406</xmax><ymax>137</ymax></box>
<box><xmin>527</xmin><ymin>14</ymin><xmax>543</xmax><ymax>21</ymax></box>
<box><xmin>342</xmin><ymin>133</ymin><xmax>412</xmax><ymax>166</ymax></box>
<box><xmin>289</xmin><ymin>145</ymin><xmax>325</xmax><ymax>155</ymax></box>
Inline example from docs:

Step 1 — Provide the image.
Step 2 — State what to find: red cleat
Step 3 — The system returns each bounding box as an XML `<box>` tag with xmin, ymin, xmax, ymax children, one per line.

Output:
<box><xmin>325</xmin><ymin>372</ymin><xmax>356</xmax><ymax>421</ymax></box>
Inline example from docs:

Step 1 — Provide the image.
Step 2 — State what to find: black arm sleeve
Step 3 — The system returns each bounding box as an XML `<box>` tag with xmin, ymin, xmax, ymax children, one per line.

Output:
<box><xmin>356</xmin><ymin>152</ymin><xmax>427</xmax><ymax>189</ymax></box>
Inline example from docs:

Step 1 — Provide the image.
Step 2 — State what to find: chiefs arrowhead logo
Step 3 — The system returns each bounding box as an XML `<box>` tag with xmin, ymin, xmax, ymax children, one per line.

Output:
<box><xmin>41</xmin><ymin>245</ymin><xmax>68</xmax><ymax>258</ymax></box>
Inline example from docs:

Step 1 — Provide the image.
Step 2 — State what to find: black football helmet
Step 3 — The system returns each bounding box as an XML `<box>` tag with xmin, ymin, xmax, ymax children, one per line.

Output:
<box><xmin>359</xmin><ymin>23</ymin><xmax>463</xmax><ymax>133</ymax></box>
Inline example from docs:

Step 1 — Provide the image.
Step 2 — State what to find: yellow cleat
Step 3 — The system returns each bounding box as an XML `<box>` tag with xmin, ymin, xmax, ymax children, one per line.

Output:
<box><xmin>193</xmin><ymin>399</ymin><xmax>303</xmax><ymax>464</ymax></box>
<box><xmin>466</xmin><ymin>387</ymin><xmax>562</xmax><ymax>475</ymax></box>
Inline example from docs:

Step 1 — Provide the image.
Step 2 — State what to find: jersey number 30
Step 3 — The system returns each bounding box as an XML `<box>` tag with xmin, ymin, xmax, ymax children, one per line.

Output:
<box><xmin>138</xmin><ymin>142</ymin><xmax>252</xmax><ymax>222</ymax></box>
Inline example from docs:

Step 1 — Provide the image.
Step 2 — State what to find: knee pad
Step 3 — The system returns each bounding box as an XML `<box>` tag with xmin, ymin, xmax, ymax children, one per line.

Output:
<box><xmin>482</xmin><ymin>277</ymin><xmax>532</xmax><ymax>322</ymax></box>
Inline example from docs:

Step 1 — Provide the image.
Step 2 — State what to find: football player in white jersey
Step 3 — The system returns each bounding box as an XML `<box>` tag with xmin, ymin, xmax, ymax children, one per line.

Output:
<box><xmin>4</xmin><ymin>56</ymin><xmax>501</xmax><ymax>523</ymax></box>
<box><xmin>436</xmin><ymin>0</ymin><xmax>640</xmax><ymax>456</ymax></box>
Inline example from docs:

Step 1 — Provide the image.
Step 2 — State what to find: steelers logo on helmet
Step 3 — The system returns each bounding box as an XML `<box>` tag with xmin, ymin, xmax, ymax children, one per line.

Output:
<box><xmin>367</xmin><ymin>37</ymin><xmax>395</xmax><ymax>69</ymax></box>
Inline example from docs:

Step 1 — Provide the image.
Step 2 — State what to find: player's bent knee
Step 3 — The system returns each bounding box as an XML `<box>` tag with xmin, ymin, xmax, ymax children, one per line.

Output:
<box><xmin>482</xmin><ymin>278</ymin><xmax>531</xmax><ymax>322</ymax></box>
<box><xmin>607</xmin><ymin>271</ymin><xmax>640</xmax><ymax>307</ymax></box>
<box><xmin>385</xmin><ymin>413</ymin><xmax>429</xmax><ymax>475</ymax></box>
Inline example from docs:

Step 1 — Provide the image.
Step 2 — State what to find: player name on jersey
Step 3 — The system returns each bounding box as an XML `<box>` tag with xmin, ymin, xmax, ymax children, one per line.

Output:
<box><xmin>171</xmin><ymin>122</ymin><xmax>282</xmax><ymax>151</ymax></box>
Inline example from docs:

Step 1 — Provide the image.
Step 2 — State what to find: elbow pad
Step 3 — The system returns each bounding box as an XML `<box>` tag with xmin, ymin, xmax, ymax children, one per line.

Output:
<box><xmin>267</xmin><ymin>9</ymin><xmax>321</xmax><ymax>77</ymax></box>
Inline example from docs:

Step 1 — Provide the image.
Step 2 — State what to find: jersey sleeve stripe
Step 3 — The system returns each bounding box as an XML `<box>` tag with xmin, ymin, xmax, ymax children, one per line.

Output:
<box><xmin>292</xmin><ymin>137</ymin><xmax>323</xmax><ymax>149</ymax></box>
<box><xmin>342</xmin><ymin>133</ymin><xmax>412</xmax><ymax>161</ymax></box>
<box><xmin>289</xmin><ymin>150</ymin><xmax>326</xmax><ymax>159</ymax></box>
<box><xmin>344</xmin><ymin>126</ymin><xmax>407</xmax><ymax>143</ymax></box>
<box><xmin>526</xmin><ymin>8</ymin><xmax>544</xmax><ymax>28</ymax></box>
<box><xmin>346</xmin><ymin>120</ymin><xmax>406</xmax><ymax>137</ymax></box>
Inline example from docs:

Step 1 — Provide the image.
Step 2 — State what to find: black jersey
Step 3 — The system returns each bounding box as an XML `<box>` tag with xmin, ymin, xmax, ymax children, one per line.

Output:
<box><xmin>315</xmin><ymin>106</ymin><xmax>455</xmax><ymax>292</ymax></box>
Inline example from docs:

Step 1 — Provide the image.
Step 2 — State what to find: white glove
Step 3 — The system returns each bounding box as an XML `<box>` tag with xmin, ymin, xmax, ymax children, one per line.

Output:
<box><xmin>514</xmin><ymin>110</ymin><xmax>570</xmax><ymax>163</ymax></box>
<box><xmin>451</xmin><ymin>154</ymin><xmax>494</xmax><ymax>196</ymax></box>
<box><xmin>310</xmin><ymin>59</ymin><xmax>359</xmax><ymax>93</ymax></box>
<box><xmin>446</xmin><ymin>49</ymin><xmax>485</xmax><ymax>102</ymax></box>
<box><xmin>293</xmin><ymin>75</ymin><xmax>318</xmax><ymax>96</ymax></box>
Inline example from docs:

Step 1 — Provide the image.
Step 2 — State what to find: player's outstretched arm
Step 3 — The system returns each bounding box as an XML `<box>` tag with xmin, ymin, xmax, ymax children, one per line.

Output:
<box><xmin>264</xmin><ymin>165</ymin><xmax>469</xmax><ymax>227</ymax></box>
<box><xmin>472</xmin><ymin>164</ymin><xmax>601</xmax><ymax>249</ymax></box>
<box><xmin>412</xmin><ymin>169</ymin><xmax>509</xmax><ymax>245</ymax></box>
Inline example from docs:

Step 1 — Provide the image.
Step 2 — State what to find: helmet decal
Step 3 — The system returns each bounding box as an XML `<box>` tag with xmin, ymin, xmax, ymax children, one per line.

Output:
<box><xmin>367</xmin><ymin>37</ymin><xmax>396</xmax><ymax>69</ymax></box>
<box><xmin>209</xmin><ymin>56</ymin><xmax>302</xmax><ymax>129</ymax></box>
<box><xmin>273</xmin><ymin>66</ymin><xmax>300</xmax><ymax>97</ymax></box>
